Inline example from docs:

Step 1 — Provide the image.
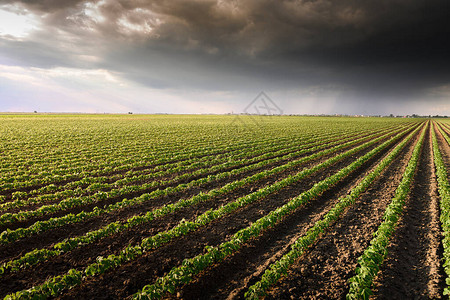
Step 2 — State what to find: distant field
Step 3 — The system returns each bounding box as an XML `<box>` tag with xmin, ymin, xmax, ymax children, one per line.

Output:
<box><xmin>1</xmin><ymin>114</ymin><xmax>450</xmax><ymax>299</ymax></box>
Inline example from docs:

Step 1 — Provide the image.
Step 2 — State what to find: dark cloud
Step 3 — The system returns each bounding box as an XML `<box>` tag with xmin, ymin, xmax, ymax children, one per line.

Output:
<box><xmin>0</xmin><ymin>0</ymin><xmax>86</xmax><ymax>12</ymax></box>
<box><xmin>1</xmin><ymin>0</ymin><xmax>449</xmax><ymax>110</ymax></box>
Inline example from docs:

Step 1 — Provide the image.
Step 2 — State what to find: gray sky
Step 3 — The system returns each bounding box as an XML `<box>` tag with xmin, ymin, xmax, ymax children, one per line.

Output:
<box><xmin>0</xmin><ymin>0</ymin><xmax>449</xmax><ymax>115</ymax></box>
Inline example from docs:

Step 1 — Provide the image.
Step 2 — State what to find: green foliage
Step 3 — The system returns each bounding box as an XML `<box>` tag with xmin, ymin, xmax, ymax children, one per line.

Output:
<box><xmin>0</xmin><ymin>115</ymin><xmax>421</xmax><ymax>299</ymax></box>
<box><xmin>0</xmin><ymin>123</ymin><xmax>401</xmax><ymax>277</ymax></box>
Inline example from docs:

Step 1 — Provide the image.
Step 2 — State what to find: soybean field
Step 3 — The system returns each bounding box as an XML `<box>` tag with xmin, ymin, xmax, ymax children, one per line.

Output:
<box><xmin>1</xmin><ymin>114</ymin><xmax>450</xmax><ymax>299</ymax></box>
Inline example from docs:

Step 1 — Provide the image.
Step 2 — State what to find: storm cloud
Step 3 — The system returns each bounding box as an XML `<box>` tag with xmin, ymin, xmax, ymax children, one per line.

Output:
<box><xmin>1</xmin><ymin>0</ymin><xmax>449</xmax><ymax>114</ymax></box>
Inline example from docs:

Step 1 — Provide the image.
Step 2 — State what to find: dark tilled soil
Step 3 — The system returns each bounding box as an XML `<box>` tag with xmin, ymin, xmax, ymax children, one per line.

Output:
<box><xmin>0</xmin><ymin>131</ymin><xmax>396</xmax><ymax>297</ymax></box>
<box><xmin>264</xmin><ymin>126</ymin><xmax>421</xmax><ymax>299</ymax></box>
<box><xmin>370</xmin><ymin>122</ymin><xmax>445</xmax><ymax>299</ymax></box>
<box><xmin>54</xmin><ymin>128</ymin><xmax>413</xmax><ymax>299</ymax></box>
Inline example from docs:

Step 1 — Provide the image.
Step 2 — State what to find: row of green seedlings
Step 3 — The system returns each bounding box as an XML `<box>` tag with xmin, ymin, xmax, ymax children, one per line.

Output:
<box><xmin>242</xmin><ymin>122</ymin><xmax>424</xmax><ymax>299</ymax></box>
<box><xmin>1</xmin><ymin>118</ymin><xmax>404</xmax><ymax>191</ymax></box>
<box><xmin>2</xmin><ymin>120</ymin><xmax>413</xmax><ymax>192</ymax></box>
<box><xmin>439</xmin><ymin>121</ymin><xmax>450</xmax><ymax>132</ymax></box>
<box><xmin>0</xmin><ymin>121</ymin><xmax>412</xmax><ymax>178</ymax></box>
<box><xmin>3</xmin><ymin>124</ymin><xmax>415</xmax><ymax>299</ymax></box>
<box><xmin>0</xmin><ymin>124</ymin><xmax>403</xmax><ymax>276</ymax></box>
<box><xmin>2</xmin><ymin>123</ymin><xmax>400</xmax><ymax>211</ymax></box>
<box><xmin>12</xmin><ymin>118</ymin><xmax>359</xmax><ymax>180</ymax></box>
<box><xmin>0</xmin><ymin>120</ymin><xmax>271</xmax><ymax>173</ymax></box>
<box><xmin>0</xmin><ymin>128</ymin><xmax>304</xmax><ymax>192</ymax></box>
<box><xmin>0</xmin><ymin>129</ymin><xmax>314</xmax><ymax>208</ymax></box>
<box><xmin>0</xmin><ymin>128</ymin><xmax>371</xmax><ymax>271</ymax></box>
<box><xmin>0</xmin><ymin>128</ymin><xmax>345</xmax><ymax>225</ymax></box>
<box><xmin>0</xmin><ymin>126</ymin><xmax>376</xmax><ymax>228</ymax></box>
<box><xmin>132</xmin><ymin>122</ymin><xmax>422</xmax><ymax>299</ymax></box>
<box><xmin>0</xmin><ymin>121</ymin><xmax>317</xmax><ymax>191</ymax></box>
<box><xmin>0</xmin><ymin>125</ymin><xmax>296</xmax><ymax>177</ymax></box>
<box><xmin>344</xmin><ymin>122</ymin><xmax>427</xmax><ymax>299</ymax></box>
<box><xmin>1</xmin><ymin>139</ymin><xmax>298</xmax><ymax>208</ymax></box>
<box><xmin>0</xmin><ymin>119</ymin><xmax>335</xmax><ymax>175</ymax></box>
<box><xmin>0</xmin><ymin>124</ymin><xmax>402</xmax><ymax>245</ymax></box>
<box><xmin>0</xmin><ymin>124</ymin><xmax>370</xmax><ymax>211</ymax></box>
<box><xmin>0</xmin><ymin>125</ymin><xmax>303</xmax><ymax>182</ymax></box>
<box><xmin>0</xmin><ymin>123</ymin><xmax>410</xmax><ymax>207</ymax></box>
<box><xmin>2</xmin><ymin>129</ymin><xmax>318</xmax><ymax>204</ymax></box>
<box><xmin>432</xmin><ymin>123</ymin><xmax>450</xmax><ymax>295</ymax></box>
<box><xmin>1</xmin><ymin>121</ymin><xmax>381</xmax><ymax>204</ymax></box>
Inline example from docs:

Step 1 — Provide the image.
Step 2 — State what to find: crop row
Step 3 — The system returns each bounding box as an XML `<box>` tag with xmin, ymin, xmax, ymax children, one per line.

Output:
<box><xmin>0</xmin><ymin>124</ymin><xmax>379</xmax><ymax>212</ymax></box>
<box><xmin>0</xmin><ymin>132</ymin><xmax>332</xmax><ymax>226</ymax></box>
<box><xmin>3</xmin><ymin>122</ymin><xmax>336</xmax><ymax>191</ymax></box>
<box><xmin>0</xmin><ymin>123</ymin><xmax>405</xmax><ymax>245</ymax></box>
<box><xmin>0</xmin><ymin>126</ymin><xmax>382</xmax><ymax>274</ymax></box>
<box><xmin>0</xmin><ymin>117</ymin><xmax>313</xmax><ymax>172</ymax></box>
<box><xmin>437</xmin><ymin>122</ymin><xmax>450</xmax><ymax>147</ymax></box>
<box><xmin>0</xmin><ymin>126</ymin><xmax>304</xmax><ymax>181</ymax></box>
<box><xmin>2</xmin><ymin>118</ymin><xmax>398</xmax><ymax>192</ymax></box>
<box><xmin>345</xmin><ymin>122</ymin><xmax>426</xmax><ymax>299</ymax></box>
<box><xmin>0</xmin><ymin>132</ymin><xmax>316</xmax><ymax>209</ymax></box>
<box><xmin>0</xmin><ymin>123</ymin><xmax>404</xmax><ymax>276</ymax></box>
<box><xmin>243</xmin><ymin>123</ymin><xmax>423</xmax><ymax>299</ymax></box>
<box><xmin>133</xmin><ymin>121</ymin><xmax>421</xmax><ymax>299</ymax></box>
<box><xmin>0</xmin><ymin>118</ymin><xmax>282</xmax><ymax>171</ymax></box>
<box><xmin>1</xmin><ymin>122</ymin><xmax>416</xmax><ymax>299</ymax></box>
<box><xmin>0</xmin><ymin>130</ymin><xmax>306</xmax><ymax>192</ymax></box>
<box><xmin>0</xmin><ymin>122</ymin><xmax>388</xmax><ymax>204</ymax></box>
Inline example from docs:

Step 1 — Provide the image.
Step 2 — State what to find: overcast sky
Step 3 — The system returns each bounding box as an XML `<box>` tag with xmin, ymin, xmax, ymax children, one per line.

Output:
<box><xmin>0</xmin><ymin>0</ymin><xmax>449</xmax><ymax>115</ymax></box>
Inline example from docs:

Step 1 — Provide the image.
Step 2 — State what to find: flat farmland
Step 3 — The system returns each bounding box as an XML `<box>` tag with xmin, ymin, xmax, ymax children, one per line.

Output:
<box><xmin>1</xmin><ymin>114</ymin><xmax>449</xmax><ymax>299</ymax></box>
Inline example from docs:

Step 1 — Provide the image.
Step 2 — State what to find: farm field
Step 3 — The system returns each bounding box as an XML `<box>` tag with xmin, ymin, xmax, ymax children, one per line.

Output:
<box><xmin>1</xmin><ymin>114</ymin><xmax>450</xmax><ymax>299</ymax></box>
